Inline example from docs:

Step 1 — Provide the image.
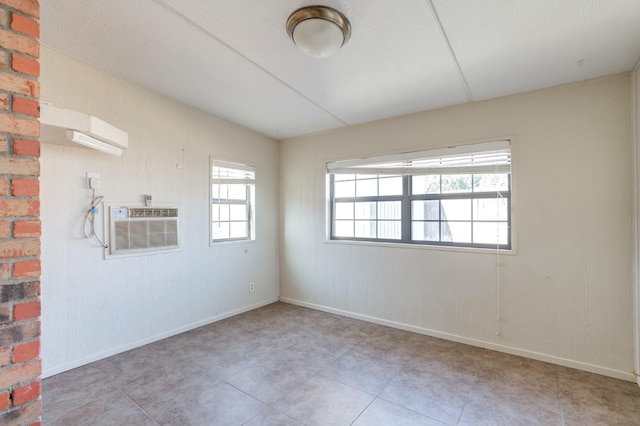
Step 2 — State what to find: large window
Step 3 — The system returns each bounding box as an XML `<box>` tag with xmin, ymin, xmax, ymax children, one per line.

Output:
<box><xmin>328</xmin><ymin>141</ymin><xmax>511</xmax><ymax>249</ymax></box>
<box><xmin>211</xmin><ymin>159</ymin><xmax>255</xmax><ymax>243</ymax></box>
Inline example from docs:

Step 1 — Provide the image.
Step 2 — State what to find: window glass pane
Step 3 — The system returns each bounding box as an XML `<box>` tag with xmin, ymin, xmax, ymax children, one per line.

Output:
<box><xmin>412</xmin><ymin>175</ymin><xmax>440</xmax><ymax>194</ymax></box>
<box><xmin>334</xmin><ymin>220</ymin><xmax>354</xmax><ymax>237</ymax></box>
<box><xmin>335</xmin><ymin>202</ymin><xmax>354</xmax><ymax>220</ymax></box>
<box><xmin>355</xmin><ymin>202</ymin><xmax>376</xmax><ymax>220</ymax></box>
<box><xmin>230</xmin><ymin>222</ymin><xmax>248</xmax><ymax>239</ymax></box>
<box><xmin>228</xmin><ymin>184</ymin><xmax>247</xmax><ymax>200</ymax></box>
<box><xmin>212</xmin><ymin>204</ymin><xmax>230</xmax><ymax>221</ymax></box>
<box><xmin>473</xmin><ymin>198</ymin><xmax>508</xmax><ymax>221</ymax></box>
<box><xmin>356</xmin><ymin>178</ymin><xmax>377</xmax><ymax>197</ymax></box>
<box><xmin>473</xmin><ymin>174</ymin><xmax>509</xmax><ymax>192</ymax></box>
<box><xmin>442</xmin><ymin>221</ymin><xmax>471</xmax><ymax>243</ymax></box>
<box><xmin>412</xmin><ymin>221</ymin><xmax>439</xmax><ymax>241</ymax></box>
<box><xmin>335</xmin><ymin>180</ymin><xmax>355</xmax><ymax>198</ymax></box>
<box><xmin>412</xmin><ymin>200</ymin><xmax>439</xmax><ymax>220</ymax></box>
<box><xmin>212</xmin><ymin>222</ymin><xmax>230</xmax><ymax>240</ymax></box>
<box><xmin>378</xmin><ymin>201</ymin><xmax>401</xmax><ymax>220</ymax></box>
<box><xmin>441</xmin><ymin>199</ymin><xmax>471</xmax><ymax>221</ymax></box>
<box><xmin>334</xmin><ymin>174</ymin><xmax>355</xmax><ymax>182</ymax></box>
<box><xmin>378</xmin><ymin>221</ymin><xmax>401</xmax><ymax>239</ymax></box>
<box><xmin>212</xmin><ymin>184</ymin><xmax>228</xmax><ymax>199</ymax></box>
<box><xmin>230</xmin><ymin>204</ymin><xmax>247</xmax><ymax>221</ymax></box>
<box><xmin>379</xmin><ymin>176</ymin><xmax>403</xmax><ymax>196</ymax></box>
<box><xmin>355</xmin><ymin>220</ymin><xmax>376</xmax><ymax>238</ymax></box>
<box><xmin>441</xmin><ymin>175</ymin><xmax>472</xmax><ymax>193</ymax></box>
<box><xmin>473</xmin><ymin>222</ymin><xmax>509</xmax><ymax>245</ymax></box>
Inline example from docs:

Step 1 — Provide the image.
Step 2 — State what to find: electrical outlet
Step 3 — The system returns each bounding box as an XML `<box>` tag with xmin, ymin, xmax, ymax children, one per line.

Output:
<box><xmin>249</xmin><ymin>282</ymin><xmax>255</xmax><ymax>293</ymax></box>
<box><xmin>86</xmin><ymin>172</ymin><xmax>100</xmax><ymax>189</ymax></box>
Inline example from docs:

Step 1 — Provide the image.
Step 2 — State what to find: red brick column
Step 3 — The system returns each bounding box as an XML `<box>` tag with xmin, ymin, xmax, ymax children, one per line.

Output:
<box><xmin>0</xmin><ymin>0</ymin><xmax>41</xmax><ymax>425</ymax></box>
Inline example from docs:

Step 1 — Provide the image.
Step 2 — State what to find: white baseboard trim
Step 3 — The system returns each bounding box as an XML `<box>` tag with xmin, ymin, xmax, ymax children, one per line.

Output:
<box><xmin>279</xmin><ymin>297</ymin><xmax>637</xmax><ymax>383</ymax></box>
<box><xmin>42</xmin><ymin>298</ymin><xmax>278</xmax><ymax>379</ymax></box>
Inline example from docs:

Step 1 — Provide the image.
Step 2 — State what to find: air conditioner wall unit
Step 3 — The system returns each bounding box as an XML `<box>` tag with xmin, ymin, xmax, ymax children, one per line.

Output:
<box><xmin>106</xmin><ymin>206</ymin><xmax>180</xmax><ymax>258</ymax></box>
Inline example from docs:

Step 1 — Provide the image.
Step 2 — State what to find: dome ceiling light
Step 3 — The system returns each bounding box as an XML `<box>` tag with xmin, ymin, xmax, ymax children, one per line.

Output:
<box><xmin>286</xmin><ymin>6</ymin><xmax>351</xmax><ymax>58</ymax></box>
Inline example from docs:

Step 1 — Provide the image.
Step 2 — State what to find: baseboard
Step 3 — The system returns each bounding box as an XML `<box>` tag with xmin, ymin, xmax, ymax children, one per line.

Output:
<box><xmin>279</xmin><ymin>297</ymin><xmax>637</xmax><ymax>383</ymax></box>
<box><xmin>42</xmin><ymin>298</ymin><xmax>278</xmax><ymax>378</ymax></box>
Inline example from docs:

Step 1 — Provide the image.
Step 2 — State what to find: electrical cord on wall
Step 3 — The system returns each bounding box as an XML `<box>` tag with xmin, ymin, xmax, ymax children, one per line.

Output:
<box><xmin>82</xmin><ymin>188</ymin><xmax>108</xmax><ymax>248</ymax></box>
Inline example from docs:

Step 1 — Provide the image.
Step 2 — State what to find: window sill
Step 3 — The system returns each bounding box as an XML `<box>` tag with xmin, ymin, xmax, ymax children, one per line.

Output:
<box><xmin>324</xmin><ymin>238</ymin><xmax>516</xmax><ymax>255</ymax></box>
<box><xmin>210</xmin><ymin>239</ymin><xmax>256</xmax><ymax>247</ymax></box>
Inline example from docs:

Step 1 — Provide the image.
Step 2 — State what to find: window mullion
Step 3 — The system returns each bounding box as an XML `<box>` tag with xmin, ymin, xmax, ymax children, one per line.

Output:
<box><xmin>402</xmin><ymin>175</ymin><xmax>411</xmax><ymax>242</ymax></box>
<box><xmin>330</xmin><ymin>174</ymin><xmax>335</xmax><ymax>239</ymax></box>
<box><xmin>246</xmin><ymin>184</ymin><xmax>251</xmax><ymax>239</ymax></box>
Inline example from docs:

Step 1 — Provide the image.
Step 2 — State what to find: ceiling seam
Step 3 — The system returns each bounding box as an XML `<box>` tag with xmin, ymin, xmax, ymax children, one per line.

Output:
<box><xmin>425</xmin><ymin>0</ymin><xmax>474</xmax><ymax>102</ymax></box>
<box><xmin>151</xmin><ymin>0</ymin><xmax>349</xmax><ymax>127</ymax></box>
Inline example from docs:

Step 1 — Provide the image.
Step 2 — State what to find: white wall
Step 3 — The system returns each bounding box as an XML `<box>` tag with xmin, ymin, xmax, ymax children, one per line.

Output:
<box><xmin>40</xmin><ymin>48</ymin><xmax>279</xmax><ymax>377</ymax></box>
<box><xmin>634</xmin><ymin>64</ymin><xmax>640</xmax><ymax>385</ymax></box>
<box><xmin>280</xmin><ymin>74</ymin><xmax>635</xmax><ymax>380</ymax></box>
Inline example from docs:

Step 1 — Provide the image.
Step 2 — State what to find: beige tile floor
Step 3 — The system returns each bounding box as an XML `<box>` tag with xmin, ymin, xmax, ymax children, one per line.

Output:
<box><xmin>43</xmin><ymin>302</ymin><xmax>640</xmax><ymax>425</ymax></box>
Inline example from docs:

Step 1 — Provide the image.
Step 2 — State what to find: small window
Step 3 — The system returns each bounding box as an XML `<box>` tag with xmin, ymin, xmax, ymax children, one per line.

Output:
<box><xmin>328</xmin><ymin>141</ymin><xmax>511</xmax><ymax>250</ymax></box>
<box><xmin>210</xmin><ymin>158</ymin><xmax>255</xmax><ymax>243</ymax></box>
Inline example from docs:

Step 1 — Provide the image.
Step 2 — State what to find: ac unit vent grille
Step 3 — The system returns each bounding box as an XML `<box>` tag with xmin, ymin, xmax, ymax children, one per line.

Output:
<box><xmin>109</xmin><ymin>206</ymin><xmax>179</xmax><ymax>256</ymax></box>
<box><xmin>129</xmin><ymin>208</ymin><xmax>178</xmax><ymax>218</ymax></box>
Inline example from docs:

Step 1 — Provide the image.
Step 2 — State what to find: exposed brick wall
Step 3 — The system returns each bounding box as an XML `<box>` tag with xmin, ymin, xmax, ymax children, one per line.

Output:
<box><xmin>0</xmin><ymin>0</ymin><xmax>40</xmax><ymax>425</ymax></box>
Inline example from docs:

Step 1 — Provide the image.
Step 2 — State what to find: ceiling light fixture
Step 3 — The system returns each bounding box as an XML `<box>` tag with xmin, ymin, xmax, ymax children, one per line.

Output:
<box><xmin>286</xmin><ymin>6</ymin><xmax>351</xmax><ymax>58</ymax></box>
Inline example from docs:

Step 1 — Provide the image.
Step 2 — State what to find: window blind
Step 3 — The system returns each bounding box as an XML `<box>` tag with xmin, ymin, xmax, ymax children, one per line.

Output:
<box><xmin>327</xmin><ymin>140</ymin><xmax>511</xmax><ymax>176</ymax></box>
<box><xmin>211</xmin><ymin>160</ymin><xmax>255</xmax><ymax>184</ymax></box>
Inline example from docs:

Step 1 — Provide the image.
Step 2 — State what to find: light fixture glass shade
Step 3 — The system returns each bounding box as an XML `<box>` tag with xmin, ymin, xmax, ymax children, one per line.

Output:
<box><xmin>287</xmin><ymin>6</ymin><xmax>351</xmax><ymax>58</ymax></box>
<box><xmin>292</xmin><ymin>18</ymin><xmax>344</xmax><ymax>58</ymax></box>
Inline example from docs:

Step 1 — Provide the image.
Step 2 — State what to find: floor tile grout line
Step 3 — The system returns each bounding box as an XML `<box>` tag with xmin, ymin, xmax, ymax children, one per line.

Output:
<box><xmin>556</xmin><ymin>365</ymin><xmax>566</xmax><ymax>426</ymax></box>
<box><xmin>41</xmin><ymin>366</ymin><xmax>123</xmax><ymax>417</ymax></box>
<box><xmin>314</xmin><ymin>371</ymin><xmax>380</xmax><ymax>399</ymax></box>
<box><xmin>348</xmin><ymin>395</ymin><xmax>376</xmax><ymax>426</ymax></box>
<box><xmin>240</xmin><ymin>409</ymin><xmax>265</xmax><ymax>426</ymax></box>
<box><xmin>378</xmin><ymin>396</ymin><xmax>450</xmax><ymax>425</ymax></box>
<box><xmin>223</xmin><ymin>378</ymin><xmax>274</xmax><ymax>406</ymax></box>
<box><xmin>318</xmin><ymin>352</ymin><xmax>398</xmax><ymax>398</ymax></box>
<box><xmin>225</xmin><ymin>368</ymin><xmax>322</xmax><ymax>414</ymax></box>
<box><xmin>239</xmin><ymin>404</ymin><xmax>300</xmax><ymax>426</ymax></box>
<box><xmin>117</xmin><ymin>388</ymin><xmax>162</xmax><ymax>425</ymax></box>
<box><xmin>374</xmin><ymin>392</ymin><xmax>453</xmax><ymax>425</ymax></box>
<box><xmin>455</xmin><ymin>400</ymin><xmax>467</xmax><ymax>425</ymax></box>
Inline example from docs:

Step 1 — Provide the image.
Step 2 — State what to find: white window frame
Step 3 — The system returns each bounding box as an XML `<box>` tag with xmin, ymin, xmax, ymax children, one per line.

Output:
<box><xmin>210</xmin><ymin>158</ymin><xmax>255</xmax><ymax>244</ymax></box>
<box><xmin>326</xmin><ymin>140</ymin><xmax>512</xmax><ymax>250</ymax></box>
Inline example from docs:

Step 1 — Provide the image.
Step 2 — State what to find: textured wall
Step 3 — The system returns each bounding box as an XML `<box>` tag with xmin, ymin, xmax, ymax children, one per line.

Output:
<box><xmin>280</xmin><ymin>74</ymin><xmax>634</xmax><ymax>380</ymax></box>
<box><xmin>635</xmin><ymin>65</ymin><xmax>640</xmax><ymax>383</ymax></box>
<box><xmin>0</xmin><ymin>0</ymin><xmax>42</xmax><ymax>424</ymax></box>
<box><xmin>40</xmin><ymin>48</ymin><xmax>279</xmax><ymax>376</ymax></box>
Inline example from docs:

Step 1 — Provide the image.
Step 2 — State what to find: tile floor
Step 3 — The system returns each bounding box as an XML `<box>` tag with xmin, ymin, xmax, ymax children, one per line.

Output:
<box><xmin>43</xmin><ymin>302</ymin><xmax>640</xmax><ymax>425</ymax></box>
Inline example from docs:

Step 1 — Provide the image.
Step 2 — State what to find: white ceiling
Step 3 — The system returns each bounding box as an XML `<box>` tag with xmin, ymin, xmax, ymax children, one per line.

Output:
<box><xmin>41</xmin><ymin>1</ymin><xmax>640</xmax><ymax>140</ymax></box>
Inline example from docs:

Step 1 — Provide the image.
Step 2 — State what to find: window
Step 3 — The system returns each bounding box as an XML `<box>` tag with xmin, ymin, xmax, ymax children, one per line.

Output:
<box><xmin>328</xmin><ymin>141</ymin><xmax>511</xmax><ymax>249</ymax></box>
<box><xmin>211</xmin><ymin>158</ymin><xmax>255</xmax><ymax>243</ymax></box>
